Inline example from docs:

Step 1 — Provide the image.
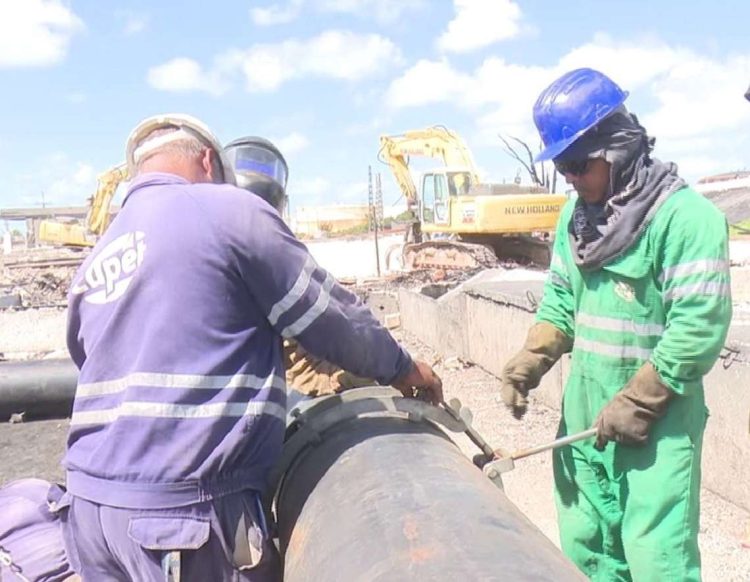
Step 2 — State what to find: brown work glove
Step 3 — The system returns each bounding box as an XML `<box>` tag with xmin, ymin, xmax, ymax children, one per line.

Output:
<box><xmin>593</xmin><ymin>362</ymin><xmax>674</xmax><ymax>451</ymax></box>
<box><xmin>500</xmin><ymin>322</ymin><xmax>572</xmax><ymax>419</ymax></box>
<box><xmin>284</xmin><ymin>340</ymin><xmax>373</xmax><ymax>396</ymax></box>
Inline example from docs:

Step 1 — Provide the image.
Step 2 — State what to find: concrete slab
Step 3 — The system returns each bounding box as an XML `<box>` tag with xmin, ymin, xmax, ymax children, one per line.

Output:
<box><xmin>362</xmin><ymin>291</ymin><xmax>399</xmax><ymax>326</ymax></box>
<box><xmin>399</xmin><ymin>284</ymin><xmax>469</xmax><ymax>361</ymax></box>
<box><xmin>0</xmin><ymin>308</ymin><xmax>67</xmax><ymax>358</ymax></box>
<box><xmin>400</xmin><ymin>276</ymin><xmax>750</xmax><ymax>511</ymax></box>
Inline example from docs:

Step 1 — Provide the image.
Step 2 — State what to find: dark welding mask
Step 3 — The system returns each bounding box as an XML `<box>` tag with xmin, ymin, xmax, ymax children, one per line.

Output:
<box><xmin>225</xmin><ymin>137</ymin><xmax>289</xmax><ymax>214</ymax></box>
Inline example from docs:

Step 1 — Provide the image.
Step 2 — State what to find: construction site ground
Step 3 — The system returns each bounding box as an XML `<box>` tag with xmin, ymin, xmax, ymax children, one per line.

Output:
<box><xmin>2</xmin><ymin>238</ymin><xmax>750</xmax><ymax>580</ymax></box>
<box><xmin>1</xmin><ymin>323</ymin><xmax>749</xmax><ymax>581</ymax></box>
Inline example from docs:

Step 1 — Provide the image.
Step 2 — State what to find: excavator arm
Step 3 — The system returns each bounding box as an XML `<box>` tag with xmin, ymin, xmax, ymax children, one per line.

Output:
<box><xmin>38</xmin><ymin>163</ymin><xmax>129</xmax><ymax>247</ymax></box>
<box><xmin>378</xmin><ymin>126</ymin><xmax>481</xmax><ymax>243</ymax></box>
<box><xmin>378</xmin><ymin>126</ymin><xmax>481</xmax><ymax>207</ymax></box>
<box><xmin>86</xmin><ymin>163</ymin><xmax>129</xmax><ymax>236</ymax></box>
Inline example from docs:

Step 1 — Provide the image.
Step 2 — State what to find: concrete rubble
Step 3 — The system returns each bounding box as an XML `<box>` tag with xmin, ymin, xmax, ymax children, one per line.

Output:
<box><xmin>1</xmin><ymin>236</ymin><xmax>750</xmax><ymax>580</ymax></box>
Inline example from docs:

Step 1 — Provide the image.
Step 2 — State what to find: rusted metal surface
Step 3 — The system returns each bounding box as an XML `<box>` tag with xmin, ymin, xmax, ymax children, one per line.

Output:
<box><xmin>275</xmin><ymin>390</ymin><xmax>585</xmax><ymax>581</ymax></box>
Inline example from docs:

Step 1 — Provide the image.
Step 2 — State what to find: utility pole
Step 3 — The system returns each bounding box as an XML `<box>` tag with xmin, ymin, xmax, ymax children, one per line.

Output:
<box><xmin>368</xmin><ymin>166</ymin><xmax>381</xmax><ymax>277</ymax></box>
<box><xmin>375</xmin><ymin>172</ymin><xmax>384</xmax><ymax>231</ymax></box>
<box><xmin>375</xmin><ymin>172</ymin><xmax>383</xmax><ymax>277</ymax></box>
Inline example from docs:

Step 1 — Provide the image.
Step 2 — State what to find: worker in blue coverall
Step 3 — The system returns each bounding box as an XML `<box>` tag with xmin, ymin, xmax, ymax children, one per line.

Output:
<box><xmin>58</xmin><ymin>114</ymin><xmax>443</xmax><ymax>581</ymax></box>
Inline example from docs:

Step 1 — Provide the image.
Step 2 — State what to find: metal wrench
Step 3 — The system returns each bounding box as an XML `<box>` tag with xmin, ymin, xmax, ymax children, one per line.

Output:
<box><xmin>441</xmin><ymin>398</ymin><xmax>497</xmax><ymax>460</ymax></box>
<box><xmin>482</xmin><ymin>428</ymin><xmax>598</xmax><ymax>485</ymax></box>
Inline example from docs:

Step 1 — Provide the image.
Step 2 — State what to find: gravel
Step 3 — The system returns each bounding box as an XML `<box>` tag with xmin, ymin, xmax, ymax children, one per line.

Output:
<box><xmin>395</xmin><ymin>330</ymin><xmax>750</xmax><ymax>582</ymax></box>
<box><xmin>1</xmin><ymin>241</ymin><xmax>748</xmax><ymax>579</ymax></box>
<box><xmin>0</xmin><ymin>418</ymin><xmax>67</xmax><ymax>483</ymax></box>
<box><xmin>1</xmin><ymin>330</ymin><xmax>748</xmax><ymax>580</ymax></box>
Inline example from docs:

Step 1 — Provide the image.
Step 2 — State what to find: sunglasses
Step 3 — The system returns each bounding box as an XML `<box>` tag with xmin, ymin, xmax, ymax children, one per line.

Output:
<box><xmin>554</xmin><ymin>159</ymin><xmax>593</xmax><ymax>176</ymax></box>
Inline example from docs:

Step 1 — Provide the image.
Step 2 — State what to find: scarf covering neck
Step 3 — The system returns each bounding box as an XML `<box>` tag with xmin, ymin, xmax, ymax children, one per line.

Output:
<box><xmin>563</xmin><ymin>106</ymin><xmax>686</xmax><ymax>270</ymax></box>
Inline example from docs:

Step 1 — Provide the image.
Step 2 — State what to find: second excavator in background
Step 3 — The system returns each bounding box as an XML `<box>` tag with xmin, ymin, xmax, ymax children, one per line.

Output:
<box><xmin>378</xmin><ymin>126</ymin><xmax>567</xmax><ymax>269</ymax></box>
<box><xmin>37</xmin><ymin>164</ymin><xmax>128</xmax><ymax>247</ymax></box>
<box><xmin>37</xmin><ymin>137</ymin><xmax>291</xmax><ymax>248</ymax></box>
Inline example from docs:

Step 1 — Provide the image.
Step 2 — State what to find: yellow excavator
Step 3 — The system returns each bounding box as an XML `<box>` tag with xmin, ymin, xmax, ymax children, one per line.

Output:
<box><xmin>38</xmin><ymin>164</ymin><xmax>128</xmax><ymax>247</ymax></box>
<box><xmin>378</xmin><ymin>126</ymin><xmax>567</xmax><ymax>269</ymax></box>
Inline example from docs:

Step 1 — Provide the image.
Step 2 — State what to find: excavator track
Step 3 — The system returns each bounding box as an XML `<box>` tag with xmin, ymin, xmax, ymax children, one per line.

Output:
<box><xmin>402</xmin><ymin>240</ymin><xmax>500</xmax><ymax>270</ymax></box>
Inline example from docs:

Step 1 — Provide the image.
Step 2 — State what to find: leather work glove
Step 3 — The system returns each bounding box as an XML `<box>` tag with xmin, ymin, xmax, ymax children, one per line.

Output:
<box><xmin>500</xmin><ymin>322</ymin><xmax>573</xmax><ymax>419</ymax></box>
<box><xmin>283</xmin><ymin>340</ymin><xmax>373</xmax><ymax>396</ymax></box>
<box><xmin>594</xmin><ymin>362</ymin><xmax>674</xmax><ymax>451</ymax></box>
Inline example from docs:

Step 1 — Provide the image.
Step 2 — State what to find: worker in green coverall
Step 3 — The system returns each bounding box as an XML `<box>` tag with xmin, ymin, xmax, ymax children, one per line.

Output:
<box><xmin>500</xmin><ymin>68</ymin><xmax>732</xmax><ymax>581</ymax></box>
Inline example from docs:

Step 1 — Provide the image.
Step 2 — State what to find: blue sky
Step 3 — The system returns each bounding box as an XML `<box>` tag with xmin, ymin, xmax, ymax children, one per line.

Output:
<box><xmin>1</xmin><ymin>0</ymin><xmax>749</xmax><ymax>218</ymax></box>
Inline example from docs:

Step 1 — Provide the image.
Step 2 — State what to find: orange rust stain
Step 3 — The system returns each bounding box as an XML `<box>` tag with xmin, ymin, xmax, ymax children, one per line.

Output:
<box><xmin>402</xmin><ymin>514</ymin><xmax>419</xmax><ymax>541</ymax></box>
<box><xmin>409</xmin><ymin>546</ymin><xmax>437</xmax><ymax>563</ymax></box>
<box><xmin>286</xmin><ymin>522</ymin><xmax>309</xmax><ymax>556</ymax></box>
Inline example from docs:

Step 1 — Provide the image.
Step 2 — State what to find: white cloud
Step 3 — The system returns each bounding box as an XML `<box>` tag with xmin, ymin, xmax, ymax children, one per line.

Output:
<box><xmin>146</xmin><ymin>57</ymin><xmax>229</xmax><ymax>96</ymax></box>
<box><xmin>121</xmin><ymin>12</ymin><xmax>148</xmax><ymax>36</ymax></box>
<box><xmin>148</xmin><ymin>30</ymin><xmax>402</xmax><ymax>94</ymax></box>
<box><xmin>274</xmin><ymin>132</ymin><xmax>309</xmax><ymax>156</ymax></box>
<box><xmin>45</xmin><ymin>161</ymin><xmax>95</xmax><ymax>205</ymax></box>
<box><xmin>71</xmin><ymin>163</ymin><xmax>94</xmax><ymax>184</ymax></box>
<box><xmin>250</xmin><ymin>0</ymin><xmax>424</xmax><ymax>26</ymax></box>
<box><xmin>318</xmin><ymin>0</ymin><xmax>425</xmax><ymax>23</ymax></box>
<box><xmin>0</xmin><ymin>0</ymin><xmax>84</xmax><ymax>67</ymax></box>
<box><xmin>147</xmin><ymin>58</ymin><xmax>205</xmax><ymax>91</ymax></box>
<box><xmin>558</xmin><ymin>34</ymin><xmax>685</xmax><ymax>90</ymax></box>
<box><xmin>14</xmin><ymin>156</ymin><xmax>97</xmax><ymax>207</ymax></box>
<box><xmin>385</xmin><ymin>34</ymin><xmax>750</xmax><ymax>181</ymax></box>
<box><xmin>438</xmin><ymin>0</ymin><xmax>522</xmax><ymax>54</ymax></box>
<box><xmin>239</xmin><ymin>30</ymin><xmax>403</xmax><ymax>92</ymax></box>
<box><xmin>250</xmin><ymin>0</ymin><xmax>303</xmax><ymax>26</ymax></box>
<box><xmin>642</xmin><ymin>54</ymin><xmax>750</xmax><ymax>140</ymax></box>
<box><xmin>386</xmin><ymin>59</ymin><xmax>471</xmax><ymax>108</ymax></box>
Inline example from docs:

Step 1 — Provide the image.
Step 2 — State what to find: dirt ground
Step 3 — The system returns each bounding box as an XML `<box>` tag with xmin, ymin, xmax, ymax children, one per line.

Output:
<box><xmin>1</xmin><ymin>329</ymin><xmax>749</xmax><ymax>581</ymax></box>
<box><xmin>1</xmin><ymin>237</ymin><xmax>749</xmax><ymax>579</ymax></box>
<box><xmin>398</xmin><ymin>331</ymin><xmax>750</xmax><ymax>582</ymax></box>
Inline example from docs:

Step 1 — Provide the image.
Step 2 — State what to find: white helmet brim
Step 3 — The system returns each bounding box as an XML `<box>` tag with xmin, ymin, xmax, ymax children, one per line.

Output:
<box><xmin>125</xmin><ymin>113</ymin><xmax>236</xmax><ymax>185</ymax></box>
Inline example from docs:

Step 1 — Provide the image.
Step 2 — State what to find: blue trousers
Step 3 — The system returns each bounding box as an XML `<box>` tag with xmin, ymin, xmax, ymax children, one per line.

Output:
<box><xmin>59</xmin><ymin>489</ymin><xmax>281</xmax><ymax>582</ymax></box>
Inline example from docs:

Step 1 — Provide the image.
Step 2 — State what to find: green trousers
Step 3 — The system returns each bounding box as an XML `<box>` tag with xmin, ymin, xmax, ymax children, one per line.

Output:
<box><xmin>554</xmin><ymin>375</ymin><xmax>707</xmax><ymax>581</ymax></box>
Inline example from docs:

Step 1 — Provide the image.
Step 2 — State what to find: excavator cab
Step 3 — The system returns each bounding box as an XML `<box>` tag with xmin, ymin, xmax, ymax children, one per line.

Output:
<box><xmin>380</xmin><ymin>126</ymin><xmax>565</xmax><ymax>269</ymax></box>
<box><xmin>420</xmin><ymin>169</ymin><xmax>473</xmax><ymax>226</ymax></box>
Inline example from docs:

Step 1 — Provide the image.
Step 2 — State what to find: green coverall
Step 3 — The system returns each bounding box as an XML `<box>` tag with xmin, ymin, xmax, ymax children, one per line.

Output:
<box><xmin>537</xmin><ymin>187</ymin><xmax>732</xmax><ymax>581</ymax></box>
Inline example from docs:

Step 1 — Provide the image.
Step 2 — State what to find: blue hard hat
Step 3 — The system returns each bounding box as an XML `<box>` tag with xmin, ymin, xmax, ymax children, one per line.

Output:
<box><xmin>532</xmin><ymin>68</ymin><xmax>629</xmax><ymax>162</ymax></box>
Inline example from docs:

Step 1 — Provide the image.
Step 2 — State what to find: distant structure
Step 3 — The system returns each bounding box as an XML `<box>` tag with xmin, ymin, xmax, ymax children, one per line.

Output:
<box><xmin>0</xmin><ymin>206</ymin><xmax>120</xmax><ymax>248</ymax></box>
<box><xmin>292</xmin><ymin>205</ymin><xmax>371</xmax><ymax>237</ymax></box>
<box><xmin>694</xmin><ymin>171</ymin><xmax>750</xmax><ymax>225</ymax></box>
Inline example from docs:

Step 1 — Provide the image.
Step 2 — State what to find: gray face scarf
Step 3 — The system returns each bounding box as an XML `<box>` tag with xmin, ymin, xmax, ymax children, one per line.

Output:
<box><xmin>560</xmin><ymin>106</ymin><xmax>686</xmax><ymax>270</ymax></box>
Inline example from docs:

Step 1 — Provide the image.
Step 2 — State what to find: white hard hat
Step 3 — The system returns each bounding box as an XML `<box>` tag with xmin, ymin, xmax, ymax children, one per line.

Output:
<box><xmin>125</xmin><ymin>113</ymin><xmax>236</xmax><ymax>185</ymax></box>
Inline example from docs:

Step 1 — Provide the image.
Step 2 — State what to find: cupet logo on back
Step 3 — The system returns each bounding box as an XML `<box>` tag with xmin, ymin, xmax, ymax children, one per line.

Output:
<box><xmin>71</xmin><ymin>231</ymin><xmax>146</xmax><ymax>304</ymax></box>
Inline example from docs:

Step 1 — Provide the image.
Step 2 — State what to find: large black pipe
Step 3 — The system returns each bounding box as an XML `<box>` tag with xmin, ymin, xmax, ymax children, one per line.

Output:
<box><xmin>275</xmin><ymin>393</ymin><xmax>585</xmax><ymax>581</ymax></box>
<box><xmin>0</xmin><ymin>359</ymin><xmax>78</xmax><ymax>419</ymax></box>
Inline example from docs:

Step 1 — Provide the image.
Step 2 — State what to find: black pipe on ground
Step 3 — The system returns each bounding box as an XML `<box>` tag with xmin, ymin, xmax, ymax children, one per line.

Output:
<box><xmin>275</xmin><ymin>393</ymin><xmax>585</xmax><ymax>581</ymax></box>
<box><xmin>0</xmin><ymin>359</ymin><xmax>78</xmax><ymax>419</ymax></box>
